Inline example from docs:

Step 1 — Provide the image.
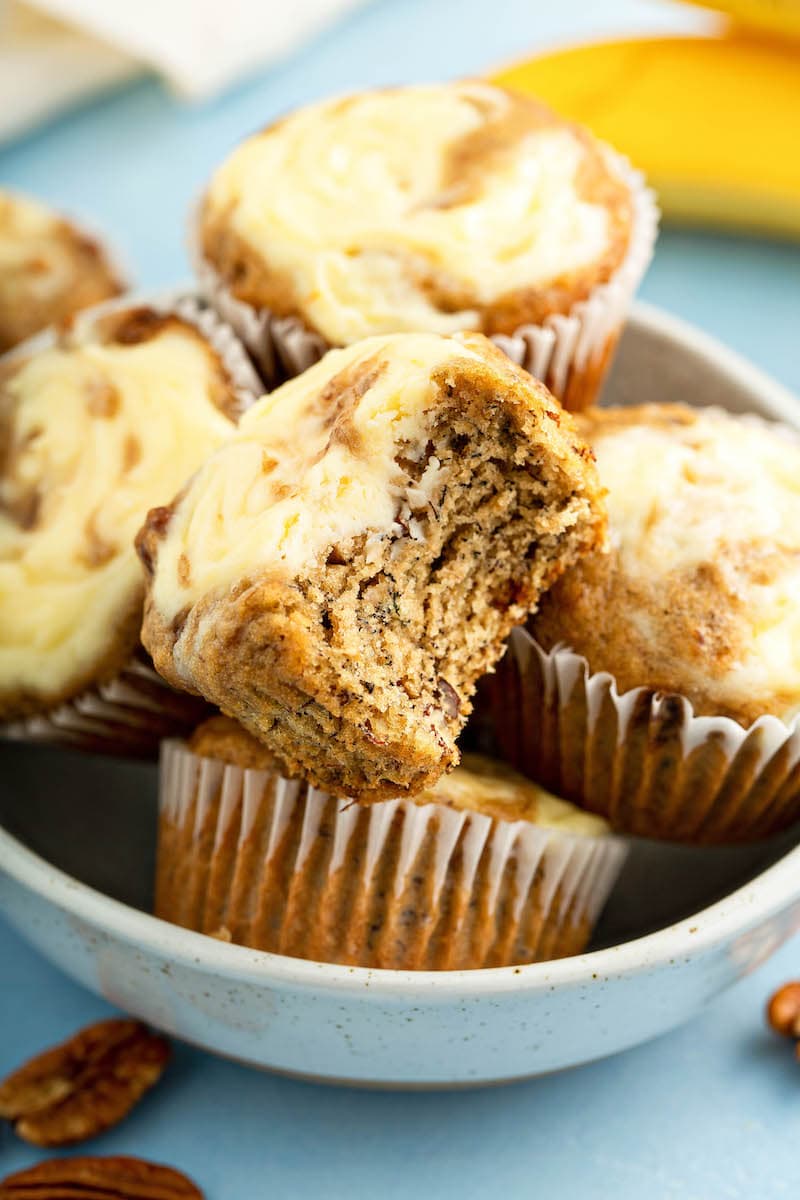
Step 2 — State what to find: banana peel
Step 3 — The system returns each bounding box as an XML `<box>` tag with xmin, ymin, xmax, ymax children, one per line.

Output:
<box><xmin>492</xmin><ymin>34</ymin><xmax>800</xmax><ymax>240</ymax></box>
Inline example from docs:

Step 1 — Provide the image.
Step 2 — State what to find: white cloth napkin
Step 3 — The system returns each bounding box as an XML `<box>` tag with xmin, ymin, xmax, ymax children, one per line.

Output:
<box><xmin>0</xmin><ymin>0</ymin><xmax>364</xmax><ymax>145</ymax></box>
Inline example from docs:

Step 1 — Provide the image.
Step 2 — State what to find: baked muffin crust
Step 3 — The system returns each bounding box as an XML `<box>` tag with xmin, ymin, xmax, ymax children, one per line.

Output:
<box><xmin>200</xmin><ymin>81</ymin><xmax>632</xmax><ymax>346</ymax></box>
<box><xmin>140</xmin><ymin>331</ymin><xmax>605</xmax><ymax>800</ymax></box>
<box><xmin>533</xmin><ymin>403</ymin><xmax>800</xmax><ymax>725</ymax></box>
<box><xmin>0</xmin><ymin>190</ymin><xmax>122</xmax><ymax>353</ymax></box>
<box><xmin>0</xmin><ymin>307</ymin><xmax>242</xmax><ymax>720</ymax></box>
<box><xmin>189</xmin><ymin>713</ymin><xmax>276</xmax><ymax>770</ymax></box>
<box><xmin>188</xmin><ymin>714</ymin><xmax>609</xmax><ymax>835</ymax></box>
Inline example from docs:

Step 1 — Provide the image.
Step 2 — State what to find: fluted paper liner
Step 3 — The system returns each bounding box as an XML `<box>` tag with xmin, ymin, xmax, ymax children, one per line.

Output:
<box><xmin>1</xmin><ymin>652</ymin><xmax>210</xmax><ymax>758</ymax></box>
<box><xmin>0</xmin><ymin>291</ymin><xmax>257</xmax><ymax>758</ymax></box>
<box><xmin>155</xmin><ymin>740</ymin><xmax>627</xmax><ymax>969</ymax></box>
<box><xmin>169</xmin><ymin>292</ymin><xmax>263</xmax><ymax>414</ymax></box>
<box><xmin>490</xmin><ymin>628</ymin><xmax>800</xmax><ymax>844</ymax></box>
<box><xmin>191</xmin><ymin>150</ymin><xmax>658</xmax><ymax>409</ymax></box>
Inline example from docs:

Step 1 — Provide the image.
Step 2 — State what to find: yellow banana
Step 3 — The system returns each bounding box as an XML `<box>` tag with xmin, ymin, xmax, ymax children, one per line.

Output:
<box><xmin>492</xmin><ymin>34</ymin><xmax>800</xmax><ymax>239</ymax></box>
<box><xmin>687</xmin><ymin>0</ymin><xmax>800</xmax><ymax>40</ymax></box>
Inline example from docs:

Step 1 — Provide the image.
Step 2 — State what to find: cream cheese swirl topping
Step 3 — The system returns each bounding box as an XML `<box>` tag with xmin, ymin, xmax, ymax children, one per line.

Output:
<box><xmin>150</xmin><ymin>332</ymin><xmax>499</xmax><ymax>623</ymax></box>
<box><xmin>0</xmin><ymin>313</ymin><xmax>238</xmax><ymax>704</ymax></box>
<box><xmin>203</xmin><ymin>82</ymin><xmax>625</xmax><ymax>344</ymax></box>
<box><xmin>592</xmin><ymin>406</ymin><xmax>800</xmax><ymax>717</ymax></box>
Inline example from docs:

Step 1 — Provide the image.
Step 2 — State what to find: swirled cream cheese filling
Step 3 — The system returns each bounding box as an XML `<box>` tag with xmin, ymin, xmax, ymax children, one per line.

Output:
<box><xmin>591</xmin><ymin>407</ymin><xmax>800</xmax><ymax>719</ymax></box>
<box><xmin>0</xmin><ymin>190</ymin><xmax>79</xmax><ymax>295</ymax></box>
<box><xmin>0</xmin><ymin>190</ymin><xmax>121</xmax><ymax>353</ymax></box>
<box><xmin>151</xmin><ymin>332</ymin><xmax>504</xmax><ymax>623</ymax></box>
<box><xmin>0</xmin><ymin>315</ymin><xmax>238</xmax><ymax>703</ymax></box>
<box><xmin>203</xmin><ymin>82</ymin><xmax>625</xmax><ymax>344</ymax></box>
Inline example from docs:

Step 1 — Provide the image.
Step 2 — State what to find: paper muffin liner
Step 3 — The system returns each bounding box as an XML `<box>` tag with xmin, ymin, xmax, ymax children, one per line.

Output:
<box><xmin>190</xmin><ymin>150</ymin><xmax>657</xmax><ymax>408</ymax></box>
<box><xmin>154</xmin><ymin>739</ymin><xmax>627</xmax><ymax>970</ymax></box>
<box><xmin>488</xmin><ymin>628</ymin><xmax>800</xmax><ymax>844</ymax></box>
<box><xmin>189</xmin><ymin>233</ymin><xmax>328</xmax><ymax>386</ymax></box>
<box><xmin>0</xmin><ymin>291</ymin><xmax>257</xmax><ymax>759</ymax></box>
<box><xmin>1</xmin><ymin>651</ymin><xmax>210</xmax><ymax>759</ymax></box>
<box><xmin>168</xmin><ymin>292</ymin><xmax>264</xmax><ymax>413</ymax></box>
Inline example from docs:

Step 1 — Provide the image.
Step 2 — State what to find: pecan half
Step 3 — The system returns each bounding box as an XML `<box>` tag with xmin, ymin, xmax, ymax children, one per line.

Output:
<box><xmin>767</xmin><ymin>981</ymin><xmax>800</xmax><ymax>1040</ymax></box>
<box><xmin>0</xmin><ymin>1019</ymin><xmax>171</xmax><ymax>1147</ymax></box>
<box><xmin>436</xmin><ymin>677</ymin><xmax>460</xmax><ymax>719</ymax></box>
<box><xmin>0</xmin><ymin>1155</ymin><xmax>203</xmax><ymax>1199</ymax></box>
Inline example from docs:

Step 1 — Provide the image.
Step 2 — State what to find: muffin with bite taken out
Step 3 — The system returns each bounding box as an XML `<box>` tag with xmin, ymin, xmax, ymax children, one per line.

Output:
<box><xmin>138</xmin><ymin>330</ymin><xmax>606</xmax><ymax>799</ymax></box>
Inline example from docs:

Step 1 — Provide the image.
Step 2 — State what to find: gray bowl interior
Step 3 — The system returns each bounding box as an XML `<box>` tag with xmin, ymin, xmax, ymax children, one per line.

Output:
<box><xmin>1</xmin><ymin>308</ymin><xmax>798</xmax><ymax>950</ymax></box>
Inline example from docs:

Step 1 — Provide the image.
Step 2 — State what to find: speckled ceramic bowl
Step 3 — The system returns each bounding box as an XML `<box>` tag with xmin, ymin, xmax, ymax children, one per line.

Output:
<box><xmin>1</xmin><ymin>304</ymin><xmax>800</xmax><ymax>1087</ymax></box>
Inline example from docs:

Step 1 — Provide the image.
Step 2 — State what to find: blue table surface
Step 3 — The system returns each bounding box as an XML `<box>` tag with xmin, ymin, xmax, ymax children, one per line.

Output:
<box><xmin>2</xmin><ymin>1</ymin><xmax>800</xmax><ymax>1195</ymax></box>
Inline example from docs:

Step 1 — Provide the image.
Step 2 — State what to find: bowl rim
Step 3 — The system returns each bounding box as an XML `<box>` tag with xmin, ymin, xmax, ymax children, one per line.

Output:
<box><xmin>2</xmin><ymin>299</ymin><xmax>799</xmax><ymax>1001</ymax></box>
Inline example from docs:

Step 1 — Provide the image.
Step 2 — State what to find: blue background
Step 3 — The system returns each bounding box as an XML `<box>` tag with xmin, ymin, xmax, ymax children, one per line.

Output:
<box><xmin>2</xmin><ymin>1</ymin><xmax>800</xmax><ymax>1195</ymax></box>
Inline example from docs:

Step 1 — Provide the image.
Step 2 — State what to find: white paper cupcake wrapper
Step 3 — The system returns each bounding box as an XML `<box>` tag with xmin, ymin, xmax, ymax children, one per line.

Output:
<box><xmin>1</xmin><ymin>653</ymin><xmax>209</xmax><ymax>758</ymax></box>
<box><xmin>190</xmin><ymin>149</ymin><xmax>657</xmax><ymax>406</ymax></box>
<box><xmin>0</xmin><ymin>290</ymin><xmax>254</xmax><ymax>757</ymax></box>
<box><xmin>155</xmin><ymin>740</ymin><xmax>627</xmax><ymax>969</ymax></box>
<box><xmin>490</xmin><ymin>627</ymin><xmax>800</xmax><ymax>844</ymax></box>
<box><xmin>169</xmin><ymin>292</ymin><xmax>263</xmax><ymax>413</ymax></box>
<box><xmin>189</xmin><ymin>230</ymin><xmax>328</xmax><ymax>385</ymax></box>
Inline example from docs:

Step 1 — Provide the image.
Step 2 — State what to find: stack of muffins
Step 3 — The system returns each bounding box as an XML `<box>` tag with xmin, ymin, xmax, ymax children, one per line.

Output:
<box><xmin>3</xmin><ymin>80</ymin><xmax>799</xmax><ymax>974</ymax></box>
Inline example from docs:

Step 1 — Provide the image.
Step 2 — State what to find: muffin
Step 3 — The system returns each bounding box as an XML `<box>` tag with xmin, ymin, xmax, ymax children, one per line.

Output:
<box><xmin>0</xmin><ymin>190</ymin><xmax>123</xmax><ymax>353</ymax></box>
<box><xmin>155</xmin><ymin>716</ymin><xmax>626</xmax><ymax>970</ymax></box>
<box><xmin>0</xmin><ymin>296</ymin><xmax>261</xmax><ymax>756</ymax></box>
<box><xmin>138</xmin><ymin>331</ymin><xmax>605</xmax><ymax>800</ymax></box>
<box><xmin>194</xmin><ymin>81</ymin><xmax>657</xmax><ymax>407</ymax></box>
<box><xmin>492</xmin><ymin>403</ymin><xmax>800</xmax><ymax>842</ymax></box>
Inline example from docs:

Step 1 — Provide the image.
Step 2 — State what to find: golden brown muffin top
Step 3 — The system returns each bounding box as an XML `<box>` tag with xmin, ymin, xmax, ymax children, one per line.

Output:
<box><xmin>0</xmin><ymin>307</ymin><xmax>242</xmax><ymax>720</ymax></box>
<box><xmin>200</xmin><ymin>81</ymin><xmax>632</xmax><ymax>345</ymax></box>
<box><xmin>189</xmin><ymin>715</ymin><xmax>276</xmax><ymax>769</ymax></box>
<box><xmin>0</xmin><ymin>189</ymin><xmax>122</xmax><ymax>353</ymax></box>
<box><xmin>138</xmin><ymin>329</ymin><xmax>605</xmax><ymax>803</ymax></box>
<box><xmin>533</xmin><ymin>402</ymin><xmax>800</xmax><ymax>725</ymax></box>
